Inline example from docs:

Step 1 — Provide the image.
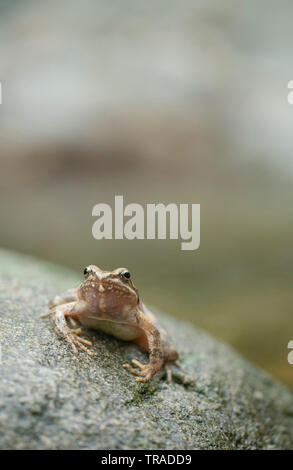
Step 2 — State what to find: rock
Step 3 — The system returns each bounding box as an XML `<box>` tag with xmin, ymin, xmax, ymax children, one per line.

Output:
<box><xmin>0</xmin><ymin>248</ymin><xmax>292</xmax><ymax>450</ymax></box>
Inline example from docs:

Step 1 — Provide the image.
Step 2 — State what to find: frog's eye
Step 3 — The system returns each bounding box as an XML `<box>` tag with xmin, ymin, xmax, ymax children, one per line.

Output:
<box><xmin>122</xmin><ymin>271</ymin><xmax>131</xmax><ymax>280</ymax></box>
<box><xmin>84</xmin><ymin>267</ymin><xmax>90</xmax><ymax>276</ymax></box>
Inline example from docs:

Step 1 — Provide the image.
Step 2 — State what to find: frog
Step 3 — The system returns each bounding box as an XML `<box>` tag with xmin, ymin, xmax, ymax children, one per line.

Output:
<box><xmin>43</xmin><ymin>265</ymin><xmax>180</xmax><ymax>383</ymax></box>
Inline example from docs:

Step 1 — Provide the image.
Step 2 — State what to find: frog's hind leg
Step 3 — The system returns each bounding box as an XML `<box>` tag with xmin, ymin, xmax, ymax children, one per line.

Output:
<box><xmin>40</xmin><ymin>289</ymin><xmax>78</xmax><ymax>319</ymax></box>
<box><xmin>131</xmin><ymin>331</ymin><xmax>179</xmax><ymax>384</ymax></box>
<box><xmin>49</xmin><ymin>288</ymin><xmax>78</xmax><ymax>309</ymax></box>
<box><xmin>50</xmin><ymin>302</ymin><xmax>94</xmax><ymax>356</ymax></box>
<box><xmin>163</xmin><ymin>347</ymin><xmax>181</xmax><ymax>384</ymax></box>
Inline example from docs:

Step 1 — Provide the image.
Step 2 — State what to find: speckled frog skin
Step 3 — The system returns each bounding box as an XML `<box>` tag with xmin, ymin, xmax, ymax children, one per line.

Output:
<box><xmin>45</xmin><ymin>265</ymin><xmax>179</xmax><ymax>383</ymax></box>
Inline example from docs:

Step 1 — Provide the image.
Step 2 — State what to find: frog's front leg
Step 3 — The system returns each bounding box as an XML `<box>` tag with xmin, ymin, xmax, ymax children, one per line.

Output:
<box><xmin>50</xmin><ymin>301</ymin><xmax>94</xmax><ymax>356</ymax></box>
<box><xmin>123</xmin><ymin>309</ymin><xmax>164</xmax><ymax>383</ymax></box>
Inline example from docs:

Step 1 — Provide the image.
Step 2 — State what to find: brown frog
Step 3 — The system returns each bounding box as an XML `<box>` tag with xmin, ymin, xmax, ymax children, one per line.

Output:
<box><xmin>43</xmin><ymin>265</ymin><xmax>180</xmax><ymax>383</ymax></box>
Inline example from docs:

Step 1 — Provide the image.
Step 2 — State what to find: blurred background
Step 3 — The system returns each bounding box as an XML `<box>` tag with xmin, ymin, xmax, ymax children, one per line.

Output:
<box><xmin>0</xmin><ymin>0</ymin><xmax>292</xmax><ymax>387</ymax></box>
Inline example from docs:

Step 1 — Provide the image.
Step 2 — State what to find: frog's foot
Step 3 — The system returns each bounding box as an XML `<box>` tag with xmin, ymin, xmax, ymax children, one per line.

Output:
<box><xmin>123</xmin><ymin>359</ymin><xmax>157</xmax><ymax>383</ymax></box>
<box><xmin>51</xmin><ymin>310</ymin><xmax>94</xmax><ymax>356</ymax></box>
<box><xmin>57</xmin><ymin>326</ymin><xmax>93</xmax><ymax>356</ymax></box>
<box><xmin>163</xmin><ymin>361</ymin><xmax>185</xmax><ymax>384</ymax></box>
<box><xmin>173</xmin><ymin>360</ymin><xmax>189</xmax><ymax>377</ymax></box>
<box><xmin>49</xmin><ymin>289</ymin><xmax>78</xmax><ymax>309</ymax></box>
<box><xmin>49</xmin><ymin>295</ymin><xmax>64</xmax><ymax>309</ymax></box>
<box><xmin>170</xmin><ymin>361</ymin><xmax>194</xmax><ymax>386</ymax></box>
<box><xmin>40</xmin><ymin>311</ymin><xmax>51</xmax><ymax>319</ymax></box>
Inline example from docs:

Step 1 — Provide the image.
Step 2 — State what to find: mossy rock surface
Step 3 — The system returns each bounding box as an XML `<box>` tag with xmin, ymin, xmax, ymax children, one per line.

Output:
<box><xmin>0</xmin><ymin>249</ymin><xmax>292</xmax><ymax>450</ymax></box>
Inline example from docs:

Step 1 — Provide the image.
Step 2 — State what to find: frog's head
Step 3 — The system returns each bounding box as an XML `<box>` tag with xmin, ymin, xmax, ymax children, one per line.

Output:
<box><xmin>81</xmin><ymin>265</ymin><xmax>139</xmax><ymax>311</ymax></box>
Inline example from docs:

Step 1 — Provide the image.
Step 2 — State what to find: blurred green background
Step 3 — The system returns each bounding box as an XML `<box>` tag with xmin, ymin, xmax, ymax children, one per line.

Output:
<box><xmin>0</xmin><ymin>0</ymin><xmax>292</xmax><ymax>387</ymax></box>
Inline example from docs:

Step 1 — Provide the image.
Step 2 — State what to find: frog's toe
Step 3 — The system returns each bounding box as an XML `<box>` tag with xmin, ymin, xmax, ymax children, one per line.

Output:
<box><xmin>173</xmin><ymin>360</ymin><xmax>188</xmax><ymax>376</ymax></box>
<box><xmin>123</xmin><ymin>361</ymin><xmax>157</xmax><ymax>382</ymax></box>
<box><xmin>135</xmin><ymin>372</ymin><xmax>153</xmax><ymax>383</ymax></box>
<box><xmin>72</xmin><ymin>330</ymin><xmax>92</xmax><ymax>346</ymax></box>
<box><xmin>69</xmin><ymin>332</ymin><xmax>94</xmax><ymax>356</ymax></box>
<box><xmin>71</xmin><ymin>327</ymin><xmax>82</xmax><ymax>335</ymax></box>
<box><xmin>123</xmin><ymin>362</ymin><xmax>146</xmax><ymax>377</ymax></box>
<box><xmin>165</xmin><ymin>364</ymin><xmax>172</xmax><ymax>384</ymax></box>
<box><xmin>135</xmin><ymin>366</ymin><xmax>156</xmax><ymax>382</ymax></box>
<box><xmin>131</xmin><ymin>359</ymin><xmax>147</xmax><ymax>370</ymax></box>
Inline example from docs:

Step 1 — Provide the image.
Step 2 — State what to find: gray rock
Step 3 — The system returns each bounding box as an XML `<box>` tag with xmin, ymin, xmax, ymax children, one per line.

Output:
<box><xmin>0</xmin><ymin>248</ymin><xmax>292</xmax><ymax>450</ymax></box>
